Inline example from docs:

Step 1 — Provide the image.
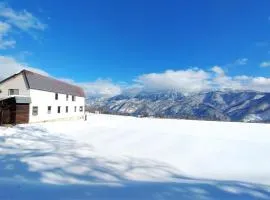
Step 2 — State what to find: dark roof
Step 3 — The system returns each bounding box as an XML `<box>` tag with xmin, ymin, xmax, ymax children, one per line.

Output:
<box><xmin>0</xmin><ymin>70</ymin><xmax>85</xmax><ymax>97</ymax></box>
<box><xmin>23</xmin><ymin>70</ymin><xmax>85</xmax><ymax>97</ymax></box>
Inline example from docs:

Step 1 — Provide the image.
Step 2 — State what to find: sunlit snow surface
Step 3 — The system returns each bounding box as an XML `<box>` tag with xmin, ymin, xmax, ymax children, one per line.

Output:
<box><xmin>1</xmin><ymin>114</ymin><xmax>270</xmax><ymax>199</ymax></box>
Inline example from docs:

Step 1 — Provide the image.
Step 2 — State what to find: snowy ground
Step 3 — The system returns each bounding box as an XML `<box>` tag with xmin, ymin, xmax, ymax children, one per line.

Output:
<box><xmin>1</xmin><ymin>114</ymin><xmax>270</xmax><ymax>199</ymax></box>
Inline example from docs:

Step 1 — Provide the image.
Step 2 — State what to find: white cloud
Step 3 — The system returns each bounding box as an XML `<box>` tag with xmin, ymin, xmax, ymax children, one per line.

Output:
<box><xmin>0</xmin><ymin>21</ymin><xmax>10</xmax><ymax>34</ymax></box>
<box><xmin>249</xmin><ymin>77</ymin><xmax>270</xmax><ymax>91</ymax></box>
<box><xmin>211</xmin><ymin>66</ymin><xmax>225</xmax><ymax>76</ymax></box>
<box><xmin>211</xmin><ymin>66</ymin><xmax>244</xmax><ymax>90</ymax></box>
<box><xmin>78</xmin><ymin>80</ymin><xmax>122</xmax><ymax>98</ymax></box>
<box><xmin>133</xmin><ymin>67</ymin><xmax>270</xmax><ymax>94</ymax></box>
<box><xmin>0</xmin><ymin>21</ymin><xmax>15</xmax><ymax>49</ymax></box>
<box><xmin>226</xmin><ymin>76</ymin><xmax>270</xmax><ymax>93</ymax></box>
<box><xmin>135</xmin><ymin>69</ymin><xmax>211</xmax><ymax>93</ymax></box>
<box><xmin>235</xmin><ymin>58</ymin><xmax>248</xmax><ymax>66</ymax></box>
<box><xmin>260</xmin><ymin>61</ymin><xmax>270</xmax><ymax>68</ymax></box>
<box><xmin>0</xmin><ymin>55</ymin><xmax>121</xmax><ymax>98</ymax></box>
<box><xmin>225</xmin><ymin>58</ymin><xmax>248</xmax><ymax>67</ymax></box>
<box><xmin>58</xmin><ymin>78</ymin><xmax>122</xmax><ymax>98</ymax></box>
<box><xmin>0</xmin><ymin>38</ymin><xmax>15</xmax><ymax>49</ymax></box>
<box><xmin>0</xmin><ymin>55</ymin><xmax>22</xmax><ymax>79</ymax></box>
<box><xmin>0</xmin><ymin>3</ymin><xmax>46</xmax><ymax>31</ymax></box>
<box><xmin>0</xmin><ymin>3</ymin><xmax>46</xmax><ymax>49</ymax></box>
<box><xmin>0</xmin><ymin>55</ymin><xmax>48</xmax><ymax>80</ymax></box>
<box><xmin>223</xmin><ymin>58</ymin><xmax>248</xmax><ymax>69</ymax></box>
<box><xmin>1</xmin><ymin>56</ymin><xmax>270</xmax><ymax>97</ymax></box>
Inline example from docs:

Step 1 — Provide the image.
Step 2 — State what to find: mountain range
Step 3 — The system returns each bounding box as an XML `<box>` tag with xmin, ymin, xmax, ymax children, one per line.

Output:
<box><xmin>86</xmin><ymin>90</ymin><xmax>270</xmax><ymax>123</ymax></box>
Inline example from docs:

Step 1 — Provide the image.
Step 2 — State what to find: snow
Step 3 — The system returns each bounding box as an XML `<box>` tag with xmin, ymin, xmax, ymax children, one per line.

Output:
<box><xmin>254</xmin><ymin>94</ymin><xmax>265</xmax><ymax>100</ymax></box>
<box><xmin>1</xmin><ymin>114</ymin><xmax>270</xmax><ymax>199</ymax></box>
<box><xmin>244</xmin><ymin>114</ymin><xmax>262</xmax><ymax>122</ymax></box>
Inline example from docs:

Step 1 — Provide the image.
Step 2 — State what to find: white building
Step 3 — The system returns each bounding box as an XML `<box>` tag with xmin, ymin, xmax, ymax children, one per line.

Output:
<box><xmin>0</xmin><ymin>70</ymin><xmax>86</xmax><ymax>124</ymax></box>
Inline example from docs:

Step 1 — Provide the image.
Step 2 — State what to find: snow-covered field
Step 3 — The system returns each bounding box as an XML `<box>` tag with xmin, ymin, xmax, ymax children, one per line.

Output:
<box><xmin>1</xmin><ymin>114</ymin><xmax>270</xmax><ymax>200</ymax></box>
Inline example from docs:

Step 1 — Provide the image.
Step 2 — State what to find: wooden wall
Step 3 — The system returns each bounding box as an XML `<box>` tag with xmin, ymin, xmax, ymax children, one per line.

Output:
<box><xmin>0</xmin><ymin>98</ymin><xmax>16</xmax><ymax>125</ymax></box>
<box><xmin>0</xmin><ymin>98</ymin><xmax>29</xmax><ymax>125</ymax></box>
<box><xmin>15</xmin><ymin>104</ymin><xmax>29</xmax><ymax>124</ymax></box>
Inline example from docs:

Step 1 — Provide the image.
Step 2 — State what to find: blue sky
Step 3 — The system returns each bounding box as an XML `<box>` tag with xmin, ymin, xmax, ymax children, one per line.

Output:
<box><xmin>1</xmin><ymin>0</ymin><xmax>270</xmax><ymax>96</ymax></box>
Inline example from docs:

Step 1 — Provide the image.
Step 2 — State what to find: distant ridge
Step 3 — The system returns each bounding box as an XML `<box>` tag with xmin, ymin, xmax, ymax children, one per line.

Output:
<box><xmin>86</xmin><ymin>90</ymin><xmax>270</xmax><ymax>123</ymax></box>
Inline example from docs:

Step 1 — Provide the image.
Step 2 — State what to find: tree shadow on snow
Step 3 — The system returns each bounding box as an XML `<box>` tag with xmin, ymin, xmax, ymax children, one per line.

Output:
<box><xmin>0</xmin><ymin>125</ymin><xmax>270</xmax><ymax>200</ymax></box>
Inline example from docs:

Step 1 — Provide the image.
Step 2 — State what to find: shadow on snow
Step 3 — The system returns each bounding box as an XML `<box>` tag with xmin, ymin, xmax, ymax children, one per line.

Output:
<box><xmin>0</xmin><ymin>125</ymin><xmax>270</xmax><ymax>200</ymax></box>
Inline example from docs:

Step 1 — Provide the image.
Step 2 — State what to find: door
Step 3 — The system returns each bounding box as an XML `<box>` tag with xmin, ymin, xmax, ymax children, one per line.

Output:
<box><xmin>0</xmin><ymin>108</ymin><xmax>2</xmax><ymax>125</ymax></box>
<box><xmin>2</xmin><ymin>108</ymin><xmax>11</xmax><ymax>124</ymax></box>
<box><xmin>0</xmin><ymin>101</ymin><xmax>4</xmax><ymax>125</ymax></box>
<box><xmin>0</xmin><ymin>100</ymin><xmax>15</xmax><ymax>125</ymax></box>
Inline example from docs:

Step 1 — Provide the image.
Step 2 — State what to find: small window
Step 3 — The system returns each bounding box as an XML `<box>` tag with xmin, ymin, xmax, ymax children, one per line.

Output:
<box><xmin>80</xmin><ymin>106</ymin><xmax>83</xmax><ymax>112</ymax></box>
<box><xmin>48</xmin><ymin>106</ymin><xmax>52</xmax><ymax>114</ymax></box>
<box><xmin>72</xmin><ymin>96</ymin><xmax>76</xmax><ymax>101</ymax></box>
<box><xmin>66</xmin><ymin>106</ymin><xmax>68</xmax><ymax>113</ymax></box>
<box><xmin>32</xmin><ymin>106</ymin><xmax>38</xmax><ymax>116</ymax></box>
<box><xmin>74</xmin><ymin>106</ymin><xmax>77</xmax><ymax>112</ymax></box>
<box><xmin>66</xmin><ymin>94</ymin><xmax>69</xmax><ymax>101</ymax></box>
<box><xmin>55</xmin><ymin>93</ymin><xmax>58</xmax><ymax>100</ymax></box>
<box><xmin>8</xmin><ymin>89</ymin><xmax>19</xmax><ymax>96</ymax></box>
<box><xmin>57</xmin><ymin>106</ymin><xmax>61</xmax><ymax>113</ymax></box>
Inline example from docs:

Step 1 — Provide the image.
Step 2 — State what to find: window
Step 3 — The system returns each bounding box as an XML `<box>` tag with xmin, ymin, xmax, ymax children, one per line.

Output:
<box><xmin>48</xmin><ymin>106</ymin><xmax>52</xmax><ymax>114</ymax></box>
<box><xmin>74</xmin><ymin>106</ymin><xmax>77</xmax><ymax>112</ymax></box>
<box><xmin>55</xmin><ymin>93</ymin><xmax>58</xmax><ymax>100</ymax></box>
<box><xmin>66</xmin><ymin>106</ymin><xmax>68</xmax><ymax>113</ymax></box>
<box><xmin>80</xmin><ymin>106</ymin><xmax>83</xmax><ymax>112</ymax></box>
<box><xmin>57</xmin><ymin>106</ymin><xmax>61</xmax><ymax>113</ymax></box>
<box><xmin>32</xmin><ymin>106</ymin><xmax>38</xmax><ymax>116</ymax></box>
<box><xmin>8</xmin><ymin>89</ymin><xmax>19</xmax><ymax>96</ymax></box>
<box><xmin>72</xmin><ymin>96</ymin><xmax>76</xmax><ymax>101</ymax></box>
<box><xmin>66</xmin><ymin>94</ymin><xmax>69</xmax><ymax>101</ymax></box>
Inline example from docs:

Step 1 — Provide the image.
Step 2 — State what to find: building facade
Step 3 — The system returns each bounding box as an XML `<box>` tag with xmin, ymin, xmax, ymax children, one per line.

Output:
<box><xmin>0</xmin><ymin>70</ymin><xmax>85</xmax><ymax>124</ymax></box>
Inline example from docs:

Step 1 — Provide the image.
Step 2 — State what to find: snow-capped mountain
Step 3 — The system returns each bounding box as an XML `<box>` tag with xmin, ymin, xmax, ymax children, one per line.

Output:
<box><xmin>86</xmin><ymin>90</ymin><xmax>270</xmax><ymax>122</ymax></box>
